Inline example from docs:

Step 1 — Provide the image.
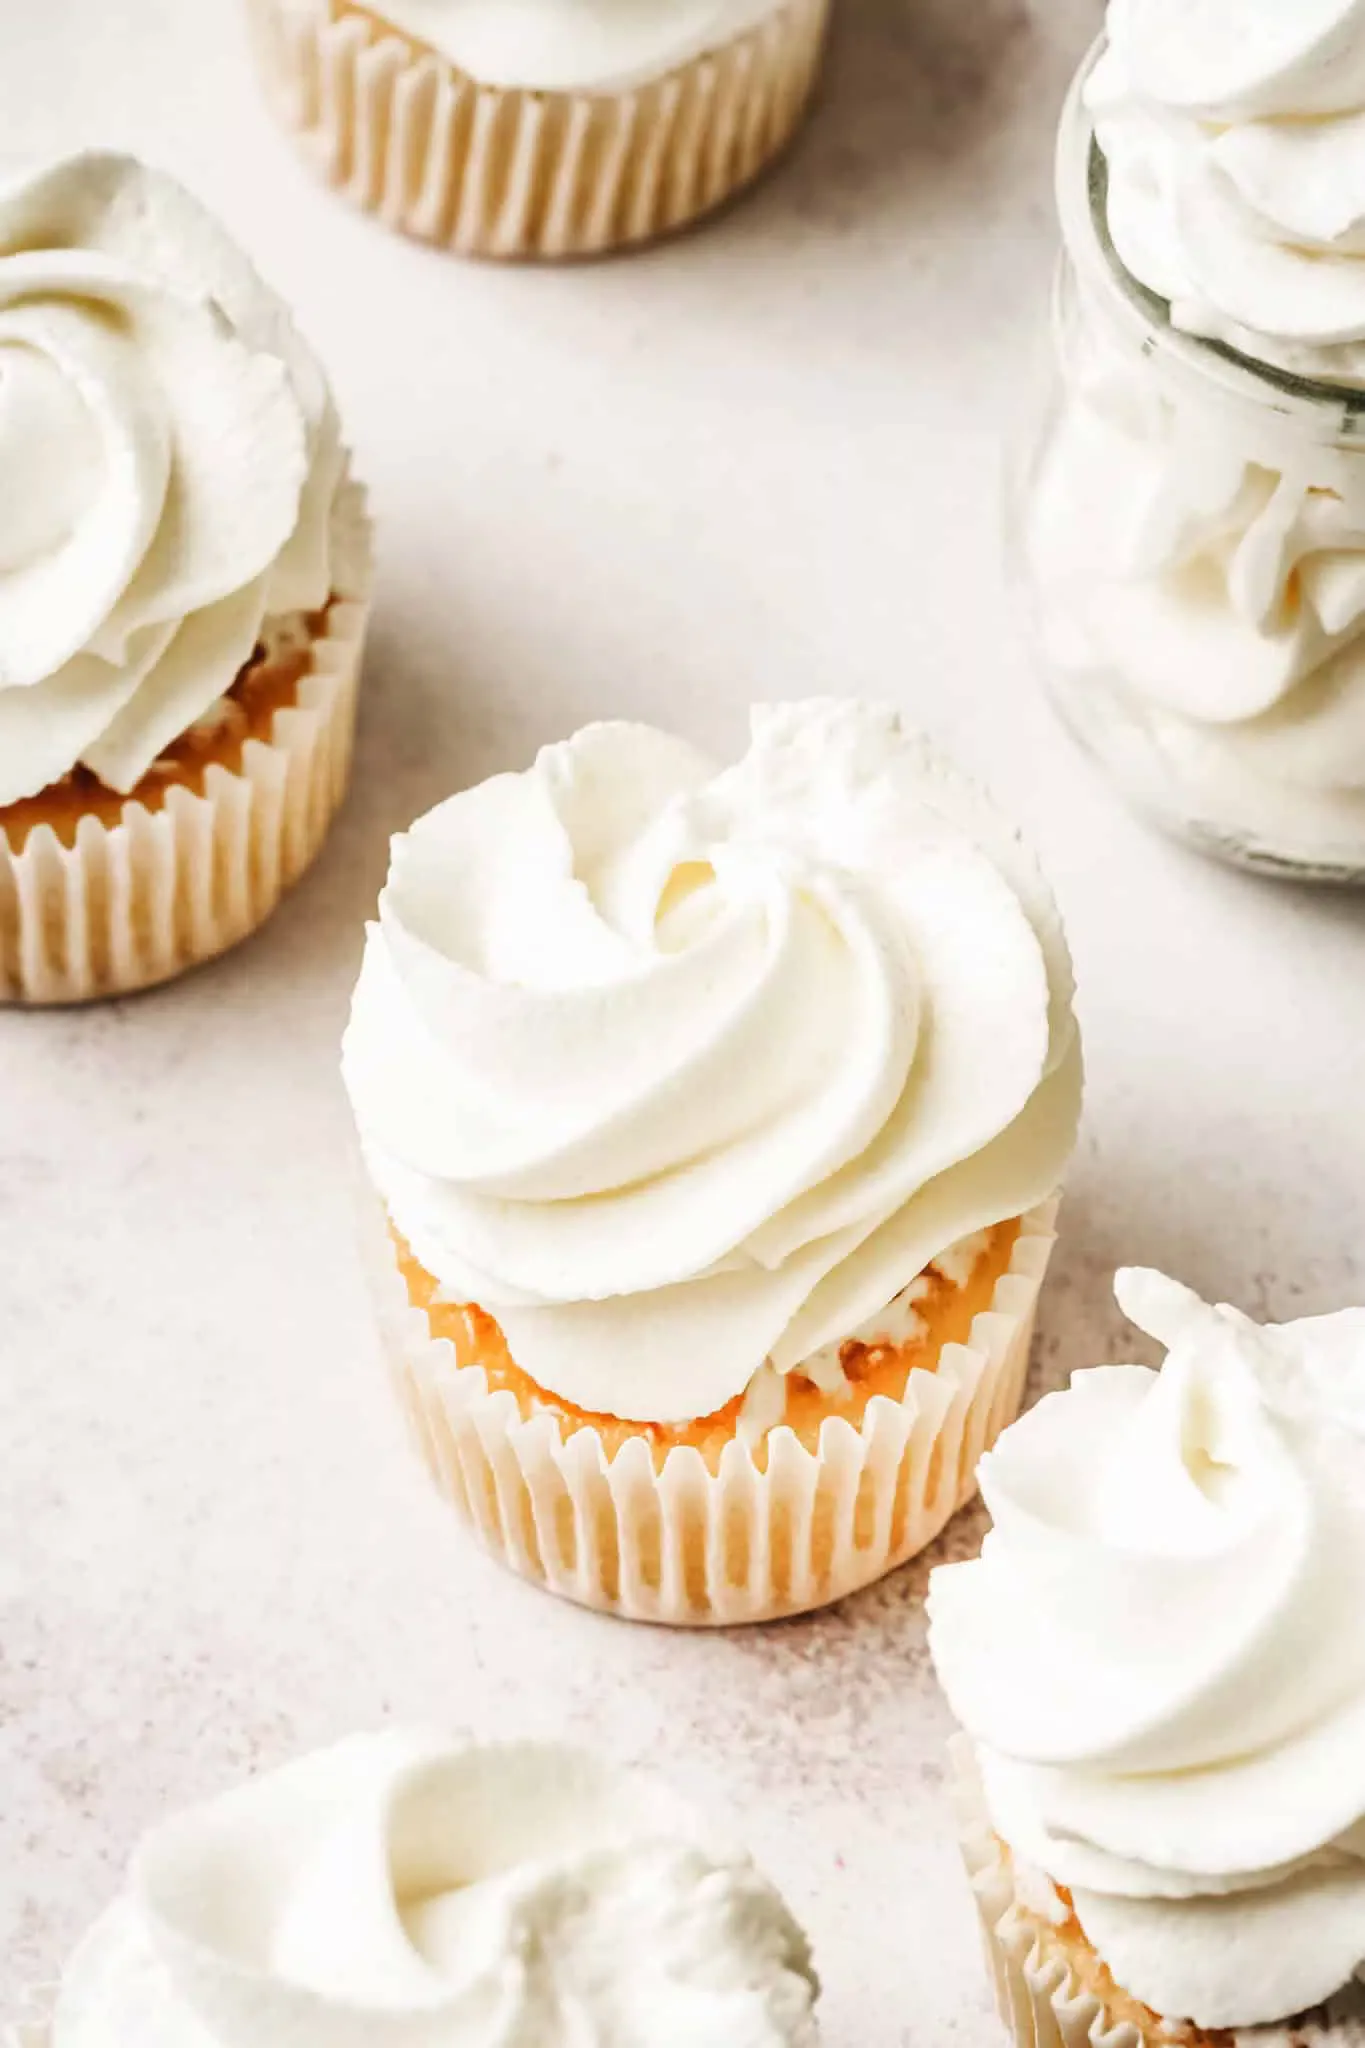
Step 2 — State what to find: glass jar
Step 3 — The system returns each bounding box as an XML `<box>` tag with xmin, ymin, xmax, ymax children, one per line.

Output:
<box><xmin>1016</xmin><ymin>39</ymin><xmax>1365</xmax><ymax>883</ymax></box>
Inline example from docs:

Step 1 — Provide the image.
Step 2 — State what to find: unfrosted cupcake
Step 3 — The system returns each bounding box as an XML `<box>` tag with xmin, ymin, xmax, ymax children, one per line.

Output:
<box><xmin>929</xmin><ymin>1268</ymin><xmax>1365</xmax><ymax>2046</ymax></box>
<box><xmin>0</xmin><ymin>152</ymin><xmax>372</xmax><ymax>1004</ymax></box>
<box><xmin>342</xmin><ymin>700</ymin><xmax>1083</xmax><ymax>1623</ymax></box>
<box><xmin>26</xmin><ymin>1731</ymin><xmax>820</xmax><ymax>2046</ymax></box>
<box><xmin>247</xmin><ymin>0</ymin><xmax>830</xmax><ymax>258</ymax></box>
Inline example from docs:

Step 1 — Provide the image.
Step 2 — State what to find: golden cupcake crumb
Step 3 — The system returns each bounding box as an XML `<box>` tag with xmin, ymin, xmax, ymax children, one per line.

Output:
<box><xmin>392</xmin><ymin>1217</ymin><xmax>1021</xmax><ymax>1476</ymax></box>
<box><xmin>998</xmin><ymin>1833</ymin><xmax>1244</xmax><ymax>2048</ymax></box>
<box><xmin>0</xmin><ymin>607</ymin><xmax>331</xmax><ymax>853</ymax></box>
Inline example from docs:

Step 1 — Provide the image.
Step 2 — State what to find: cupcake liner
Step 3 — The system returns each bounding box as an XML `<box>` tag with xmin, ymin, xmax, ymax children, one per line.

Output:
<box><xmin>247</xmin><ymin>0</ymin><xmax>830</xmax><ymax>258</ymax></box>
<box><xmin>952</xmin><ymin>1739</ymin><xmax>1146</xmax><ymax>2048</ymax></box>
<box><xmin>949</xmin><ymin>1742</ymin><xmax>1363</xmax><ymax>2048</ymax></box>
<box><xmin>363</xmin><ymin>1195</ymin><xmax>1060</xmax><ymax>1625</ymax></box>
<box><xmin>0</xmin><ymin>484</ymin><xmax>373</xmax><ymax>1005</ymax></box>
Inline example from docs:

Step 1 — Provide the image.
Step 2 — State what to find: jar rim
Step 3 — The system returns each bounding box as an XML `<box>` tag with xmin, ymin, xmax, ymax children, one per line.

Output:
<box><xmin>1056</xmin><ymin>35</ymin><xmax>1365</xmax><ymax>433</ymax></box>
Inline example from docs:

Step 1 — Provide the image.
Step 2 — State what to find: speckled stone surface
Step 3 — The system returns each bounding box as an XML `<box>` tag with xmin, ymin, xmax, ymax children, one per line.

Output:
<box><xmin>4</xmin><ymin>2</ymin><xmax>1365</xmax><ymax>2043</ymax></box>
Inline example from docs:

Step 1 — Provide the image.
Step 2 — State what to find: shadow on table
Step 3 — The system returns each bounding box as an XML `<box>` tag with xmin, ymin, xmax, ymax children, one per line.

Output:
<box><xmin>721</xmin><ymin>0</ymin><xmax>1106</xmax><ymax>254</ymax></box>
<box><xmin>785</xmin><ymin>0</ymin><xmax>1038</xmax><ymax>226</ymax></box>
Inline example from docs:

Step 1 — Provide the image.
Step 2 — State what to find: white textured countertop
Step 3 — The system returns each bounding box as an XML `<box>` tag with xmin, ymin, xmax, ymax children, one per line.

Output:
<box><xmin>5</xmin><ymin>2</ymin><xmax>1365</xmax><ymax>2043</ymax></box>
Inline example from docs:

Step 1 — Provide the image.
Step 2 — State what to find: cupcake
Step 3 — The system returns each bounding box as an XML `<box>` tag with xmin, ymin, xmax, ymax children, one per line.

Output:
<box><xmin>929</xmin><ymin>1268</ymin><xmax>1365</xmax><ymax>2046</ymax></box>
<box><xmin>247</xmin><ymin>0</ymin><xmax>830</xmax><ymax>259</ymax></box>
<box><xmin>0</xmin><ymin>152</ymin><xmax>372</xmax><ymax>1005</ymax></box>
<box><xmin>28</xmin><ymin>1732</ymin><xmax>820</xmax><ymax>2046</ymax></box>
<box><xmin>343</xmin><ymin>700</ymin><xmax>1083</xmax><ymax>1623</ymax></box>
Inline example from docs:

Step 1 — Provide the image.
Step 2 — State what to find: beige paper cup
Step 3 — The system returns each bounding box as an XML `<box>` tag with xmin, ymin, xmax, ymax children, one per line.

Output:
<box><xmin>953</xmin><ymin>1738</ymin><xmax>1149</xmax><ymax>2048</ymax></box>
<box><xmin>0</xmin><ymin>484</ymin><xmax>373</xmax><ymax>1006</ymax></box>
<box><xmin>363</xmin><ymin>1197</ymin><xmax>1060</xmax><ymax>1625</ymax></box>
<box><xmin>246</xmin><ymin>0</ymin><xmax>830</xmax><ymax>258</ymax></box>
<box><xmin>950</xmin><ymin>1740</ymin><xmax>1360</xmax><ymax>2048</ymax></box>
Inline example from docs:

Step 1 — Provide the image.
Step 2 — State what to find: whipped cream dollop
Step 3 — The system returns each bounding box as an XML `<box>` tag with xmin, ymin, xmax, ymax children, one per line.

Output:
<box><xmin>930</xmin><ymin>1269</ymin><xmax>1365</xmax><ymax>2031</ymax></box>
<box><xmin>1025</xmin><ymin>31</ymin><xmax>1365</xmax><ymax>869</ymax></box>
<box><xmin>0</xmin><ymin>151</ymin><xmax>345</xmax><ymax>808</ymax></box>
<box><xmin>1027</xmin><ymin>325</ymin><xmax>1365</xmax><ymax>850</ymax></box>
<box><xmin>52</xmin><ymin>1732</ymin><xmax>820</xmax><ymax>2048</ymax></box>
<box><xmin>1089</xmin><ymin>0</ymin><xmax>1365</xmax><ymax>384</ymax></box>
<box><xmin>1031</xmin><ymin>353</ymin><xmax>1365</xmax><ymax>728</ymax></box>
<box><xmin>330</xmin><ymin>0</ymin><xmax>785</xmax><ymax>92</ymax></box>
<box><xmin>343</xmin><ymin>701</ymin><xmax>1081</xmax><ymax>1425</ymax></box>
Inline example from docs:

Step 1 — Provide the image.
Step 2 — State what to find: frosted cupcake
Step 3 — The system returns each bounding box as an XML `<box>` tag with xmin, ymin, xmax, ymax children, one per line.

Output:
<box><xmin>26</xmin><ymin>1731</ymin><xmax>820</xmax><ymax>2046</ymax></box>
<box><xmin>343</xmin><ymin>700</ymin><xmax>1083</xmax><ymax>1623</ymax></box>
<box><xmin>247</xmin><ymin>0</ymin><xmax>830</xmax><ymax>258</ymax></box>
<box><xmin>929</xmin><ymin>1268</ymin><xmax>1365</xmax><ymax>2046</ymax></box>
<box><xmin>0</xmin><ymin>152</ymin><xmax>372</xmax><ymax>1004</ymax></box>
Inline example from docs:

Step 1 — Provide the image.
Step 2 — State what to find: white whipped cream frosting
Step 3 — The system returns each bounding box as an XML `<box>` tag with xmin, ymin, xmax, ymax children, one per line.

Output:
<box><xmin>1024</xmin><ymin>31</ymin><xmax>1365</xmax><ymax>868</ymax></box>
<box><xmin>1026</xmin><ymin>323</ymin><xmax>1365</xmax><ymax>844</ymax></box>
<box><xmin>1089</xmin><ymin>0</ymin><xmax>1365</xmax><ymax>383</ymax></box>
<box><xmin>328</xmin><ymin>0</ymin><xmax>785</xmax><ymax>91</ymax></box>
<box><xmin>930</xmin><ymin>1269</ymin><xmax>1365</xmax><ymax>2031</ymax></box>
<box><xmin>342</xmin><ymin>701</ymin><xmax>1081</xmax><ymax>1425</ymax></box>
<box><xmin>0</xmin><ymin>151</ymin><xmax>345</xmax><ymax>808</ymax></box>
<box><xmin>50</xmin><ymin>1732</ymin><xmax>820</xmax><ymax>2048</ymax></box>
<box><xmin>1031</xmin><ymin>354</ymin><xmax>1365</xmax><ymax>731</ymax></box>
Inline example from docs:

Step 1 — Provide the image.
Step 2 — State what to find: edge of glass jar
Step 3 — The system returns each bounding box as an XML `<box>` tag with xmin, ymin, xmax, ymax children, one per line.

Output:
<box><xmin>1055</xmin><ymin>37</ymin><xmax>1365</xmax><ymax>442</ymax></box>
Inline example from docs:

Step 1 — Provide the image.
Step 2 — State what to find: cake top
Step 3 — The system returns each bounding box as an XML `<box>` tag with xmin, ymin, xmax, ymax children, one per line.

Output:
<box><xmin>343</xmin><ymin>700</ymin><xmax>1081</xmax><ymax>1425</ymax></box>
<box><xmin>1087</xmin><ymin>0</ymin><xmax>1365</xmax><ymax>382</ymax></box>
<box><xmin>48</xmin><ymin>1732</ymin><xmax>820</xmax><ymax>2048</ymax></box>
<box><xmin>930</xmin><ymin>1268</ymin><xmax>1365</xmax><ymax>2030</ymax></box>
<box><xmin>0</xmin><ymin>151</ymin><xmax>347</xmax><ymax>808</ymax></box>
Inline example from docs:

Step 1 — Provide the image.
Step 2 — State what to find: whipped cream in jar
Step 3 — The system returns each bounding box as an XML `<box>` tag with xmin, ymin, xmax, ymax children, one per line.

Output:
<box><xmin>1019</xmin><ymin>7</ymin><xmax>1365</xmax><ymax>882</ymax></box>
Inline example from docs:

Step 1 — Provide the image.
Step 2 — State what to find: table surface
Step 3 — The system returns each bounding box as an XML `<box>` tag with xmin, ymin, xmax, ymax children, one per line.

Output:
<box><xmin>5</xmin><ymin>2</ymin><xmax>1364</xmax><ymax>2042</ymax></box>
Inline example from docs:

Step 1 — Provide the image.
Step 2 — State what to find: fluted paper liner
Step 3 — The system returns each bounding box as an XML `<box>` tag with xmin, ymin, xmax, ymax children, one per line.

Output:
<box><xmin>364</xmin><ymin>1196</ymin><xmax>1059</xmax><ymax>1625</ymax></box>
<box><xmin>953</xmin><ymin>1738</ymin><xmax>1149</xmax><ymax>2048</ymax></box>
<box><xmin>247</xmin><ymin>0</ymin><xmax>830</xmax><ymax>258</ymax></box>
<box><xmin>0</xmin><ymin>485</ymin><xmax>373</xmax><ymax>1005</ymax></box>
<box><xmin>950</xmin><ymin>1739</ymin><xmax>1364</xmax><ymax>2048</ymax></box>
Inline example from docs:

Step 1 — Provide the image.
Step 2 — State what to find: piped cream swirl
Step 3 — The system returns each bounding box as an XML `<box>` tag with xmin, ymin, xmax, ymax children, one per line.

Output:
<box><xmin>1090</xmin><ymin>0</ymin><xmax>1365</xmax><ymax>384</ymax></box>
<box><xmin>342</xmin><ymin>701</ymin><xmax>1081</xmax><ymax>1424</ymax></box>
<box><xmin>929</xmin><ymin>1270</ymin><xmax>1365</xmax><ymax>2031</ymax></box>
<box><xmin>1024</xmin><ymin>23</ymin><xmax>1365</xmax><ymax>853</ymax></box>
<box><xmin>1026</xmin><ymin>320</ymin><xmax>1365</xmax><ymax>807</ymax></box>
<box><xmin>0</xmin><ymin>151</ymin><xmax>345</xmax><ymax>807</ymax></box>
<box><xmin>51</xmin><ymin>1733</ymin><xmax>820</xmax><ymax>2048</ymax></box>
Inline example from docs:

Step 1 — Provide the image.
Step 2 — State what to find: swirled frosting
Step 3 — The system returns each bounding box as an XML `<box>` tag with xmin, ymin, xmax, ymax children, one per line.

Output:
<box><xmin>1027</xmin><ymin>327</ymin><xmax>1365</xmax><ymax>819</ymax></box>
<box><xmin>50</xmin><ymin>1733</ymin><xmax>820</xmax><ymax>2048</ymax></box>
<box><xmin>339</xmin><ymin>0</ymin><xmax>787</xmax><ymax>91</ymax></box>
<box><xmin>342</xmin><ymin>701</ymin><xmax>1081</xmax><ymax>1425</ymax></box>
<box><xmin>929</xmin><ymin>1269</ymin><xmax>1365</xmax><ymax>2031</ymax></box>
<box><xmin>1089</xmin><ymin>0</ymin><xmax>1365</xmax><ymax>384</ymax></box>
<box><xmin>0</xmin><ymin>151</ymin><xmax>345</xmax><ymax>809</ymax></box>
<box><xmin>1026</xmin><ymin>29</ymin><xmax>1365</xmax><ymax>863</ymax></box>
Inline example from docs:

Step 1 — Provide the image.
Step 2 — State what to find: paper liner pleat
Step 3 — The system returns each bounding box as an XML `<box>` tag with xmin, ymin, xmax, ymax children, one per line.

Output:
<box><xmin>0</xmin><ymin>486</ymin><xmax>373</xmax><ymax>1005</ymax></box>
<box><xmin>365</xmin><ymin>1197</ymin><xmax>1060</xmax><ymax>1625</ymax></box>
<box><xmin>952</xmin><ymin>1739</ymin><xmax>1145</xmax><ymax>2048</ymax></box>
<box><xmin>948</xmin><ymin>1741</ymin><xmax>1365</xmax><ymax>2048</ymax></box>
<box><xmin>247</xmin><ymin>0</ymin><xmax>831</xmax><ymax>257</ymax></box>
